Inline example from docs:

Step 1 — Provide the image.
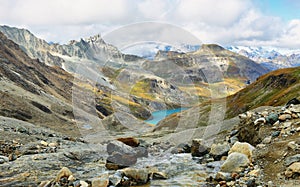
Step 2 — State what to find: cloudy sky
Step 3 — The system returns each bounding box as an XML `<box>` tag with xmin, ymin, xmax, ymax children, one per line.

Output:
<box><xmin>1</xmin><ymin>0</ymin><xmax>300</xmax><ymax>49</ymax></box>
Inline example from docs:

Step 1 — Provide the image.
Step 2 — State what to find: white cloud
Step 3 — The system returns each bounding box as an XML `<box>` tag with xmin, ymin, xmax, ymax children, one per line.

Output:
<box><xmin>137</xmin><ymin>0</ymin><xmax>173</xmax><ymax>20</ymax></box>
<box><xmin>8</xmin><ymin>0</ymin><xmax>131</xmax><ymax>25</ymax></box>
<box><xmin>0</xmin><ymin>0</ymin><xmax>299</xmax><ymax>49</ymax></box>
<box><xmin>174</xmin><ymin>0</ymin><xmax>251</xmax><ymax>27</ymax></box>
<box><xmin>277</xmin><ymin>19</ymin><xmax>300</xmax><ymax>48</ymax></box>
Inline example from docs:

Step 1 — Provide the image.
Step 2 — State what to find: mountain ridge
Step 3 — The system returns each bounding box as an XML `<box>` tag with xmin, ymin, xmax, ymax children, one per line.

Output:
<box><xmin>227</xmin><ymin>45</ymin><xmax>300</xmax><ymax>70</ymax></box>
<box><xmin>0</xmin><ymin>25</ymin><xmax>144</xmax><ymax>71</ymax></box>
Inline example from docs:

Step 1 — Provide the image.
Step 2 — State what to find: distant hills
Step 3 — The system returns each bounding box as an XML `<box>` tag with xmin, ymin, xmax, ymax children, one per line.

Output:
<box><xmin>121</xmin><ymin>41</ymin><xmax>300</xmax><ymax>72</ymax></box>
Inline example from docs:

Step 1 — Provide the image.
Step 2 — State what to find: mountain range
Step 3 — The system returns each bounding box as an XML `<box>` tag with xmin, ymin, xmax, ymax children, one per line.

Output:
<box><xmin>123</xmin><ymin>42</ymin><xmax>300</xmax><ymax>71</ymax></box>
<box><xmin>227</xmin><ymin>46</ymin><xmax>300</xmax><ymax>70</ymax></box>
<box><xmin>1</xmin><ymin>25</ymin><xmax>300</xmax><ymax>186</ymax></box>
<box><xmin>0</xmin><ymin>25</ymin><xmax>269</xmax><ymax>103</ymax></box>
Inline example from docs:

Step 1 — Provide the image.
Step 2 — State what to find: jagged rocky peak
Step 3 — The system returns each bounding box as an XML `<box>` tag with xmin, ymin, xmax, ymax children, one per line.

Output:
<box><xmin>85</xmin><ymin>34</ymin><xmax>105</xmax><ymax>44</ymax></box>
<box><xmin>0</xmin><ymin>25</ymin><xmax>144</xmax><ymax>70</ymax></box>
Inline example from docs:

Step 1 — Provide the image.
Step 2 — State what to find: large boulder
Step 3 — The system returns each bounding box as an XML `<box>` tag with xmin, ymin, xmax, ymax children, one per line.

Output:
<box><xmin>209</xmin><ymin>142</ymin><xmax>230</xmax><ymax>160</ymax></box>
<box><xmin>106</xmin><ymin>153</ymin><xmax>137</xmax><ymax>170</ymax></box>
<box><xmin>107</xmin><ymin>140</ymin><xmax>137</xmax><ymax>155</ymax></box>
<box><xmin>106</xmin><ymin>141</ymin><xmax>138</xmax><ymax>170</ymax></box>
<box><xmin>220</xmin><ymin>152</ymin><xmax>250</xmax><ymax>173</ymax></box>
<box><xmin>228</xmin><ymin>142</ymin><xmax>255</xmax><ymax>161</ymax></box>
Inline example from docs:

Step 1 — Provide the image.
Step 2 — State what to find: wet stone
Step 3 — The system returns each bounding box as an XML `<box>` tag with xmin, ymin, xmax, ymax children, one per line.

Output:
<box><xmin>209</xmin><ymin>142</ymin><xmax>230</xmax><ymax>160</ymax></box>
<box><xmin>191</xmin><ymin>139</ymin><xmax>209</xmax><ymax>157</ymax></box>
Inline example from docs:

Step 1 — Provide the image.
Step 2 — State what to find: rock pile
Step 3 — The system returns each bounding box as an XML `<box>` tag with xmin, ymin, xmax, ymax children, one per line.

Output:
<box><xmin>227</xmin><ymin>102</ymin><xmax>300</xmax><ymax>184</ymax></box>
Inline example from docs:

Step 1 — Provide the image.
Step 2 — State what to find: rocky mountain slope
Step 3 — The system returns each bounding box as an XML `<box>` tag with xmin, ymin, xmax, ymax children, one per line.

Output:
<box><xmin>0</xmin><ymin>25</ymin><xmax>144</xmax><ymax>71</ymax></box>
<box><xmin>0</xmin><ymin>31</ymin><xmax>78</xmax><ymax>135</ymax></box>
<box><xmin>0</xmin><ymin>31</ymin><xmax>154</xmax><ymax>138</ymax></box>
<box><xmin>226</xmin><ymin>67</ymin><xmax>300</xmax><ymax>118</ymax></box>
<box><xmin>143</xmin><ymin>44</ymin><xmax>269</xmax><ymax>98</ymax></box>
<box><xmin>0</xmin><ymin>25</ymin><xmax>203</xmax><ymax>110</ymax></box>
<box><xmin>153</xmin><ymin>44</ymin><xmax>268</xmax><ymax>83</ymax></box>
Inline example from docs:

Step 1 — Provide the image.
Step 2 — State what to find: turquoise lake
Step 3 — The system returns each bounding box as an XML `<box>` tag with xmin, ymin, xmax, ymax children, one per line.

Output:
<box><xmin>145</xmin><ymin>108</ymin><xmax>188</xmax><ymax>125</ymax></box>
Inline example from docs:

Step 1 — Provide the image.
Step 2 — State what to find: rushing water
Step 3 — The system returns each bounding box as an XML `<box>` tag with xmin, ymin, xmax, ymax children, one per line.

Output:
<box><xmin>145</xmin><ymin>108</ymin><xmax>188</xmax><ymax>125</ymax></box>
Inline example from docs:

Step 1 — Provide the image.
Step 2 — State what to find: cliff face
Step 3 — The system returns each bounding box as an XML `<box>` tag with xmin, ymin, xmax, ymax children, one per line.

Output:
<box><xmin>0</xmin><ymin>25</ymin><xmax>143</xmax><ymax>71</ymax></box>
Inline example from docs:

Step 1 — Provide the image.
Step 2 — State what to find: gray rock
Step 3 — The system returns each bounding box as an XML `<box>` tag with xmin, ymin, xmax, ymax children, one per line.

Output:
<box><xmin>246</xmin><ymin>178</ymin><xmax>256</xmax><ymax>187</ymax></box>
<box><xmin>106</xmin><ymin>152</ymin><xmax>137</xmax><ymax>170</ymax></box>
<box><xmin>285</xmin><ymin>154</ymin><xmax>300</xmax><ymax>166</ymax></box>
<box><xmin>282</xmin><ymin>122</ymin><xmax>292</xmax><ymax>129</ymax></box>
<box><xmin>134</xmin><ymin>147</ymin><xmax>148</xmax><ymax>158</ymax></box>
<box><xmin>230</xmin><ymin>136</ymin><xmax>239</xmax><ymax>144</ymax></box>
<box><xmin>209</xmin><ymin>142</ymin><xmax>230</xmax><ymax>160</ymax></box>
<box><xmin>107</xmin><ymin>140</ymin><xmax>137</xmax><ymax>155</ymax></box>
<box><xmin>220</xmin><ymin>152</ymin><xmax>250</xmax><ymax>173</ymax></box>
<box><xmin>0</xmin><ymin>155</ymin><xmax>9</xmax><ymax>164</ymax></box>
<box><xmin>266</xmin><ymin>113</ymin><xmax>278</xmax><ymax>124</ymax></box>
<box><xmin>109</xmin><ymin>171</ymin><xmax>123</xmax><ymax>186</ymax></box>
<box><xmin>230</xmin><ymin>130</ymin><xmax>239</xmax><ymax>137</ymax></box>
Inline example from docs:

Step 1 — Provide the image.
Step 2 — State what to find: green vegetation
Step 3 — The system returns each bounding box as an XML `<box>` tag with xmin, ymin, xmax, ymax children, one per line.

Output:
<box><xmin>226</xmin><ymin>67</ymin><xmax>300</xmax><ymax>118</ymax></box>
<box><xmin>130</xmin><ymin>79</ymin><xmax>155</xmax><ymax>101</ymax></box>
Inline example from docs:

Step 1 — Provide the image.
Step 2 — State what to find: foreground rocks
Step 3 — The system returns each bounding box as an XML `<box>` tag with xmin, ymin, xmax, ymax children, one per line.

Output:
<box><xmin>39</xmin><ymin>166</ymin><xmax>167</xmax><ymax>187</ymax></box>
<box><xmin>2</xmin><ymin>102</ymin><xmax>300</xmax><ymax>186</ymax></box>
<box><xmin>105</xmin><ymin>139</ymin><xmax>148</xmax><ymax>170</ymax></box>
<box><xmin>230</xmin><ymin>102</ymin><xmax>300</xmax><ymax>185</ymax></box>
